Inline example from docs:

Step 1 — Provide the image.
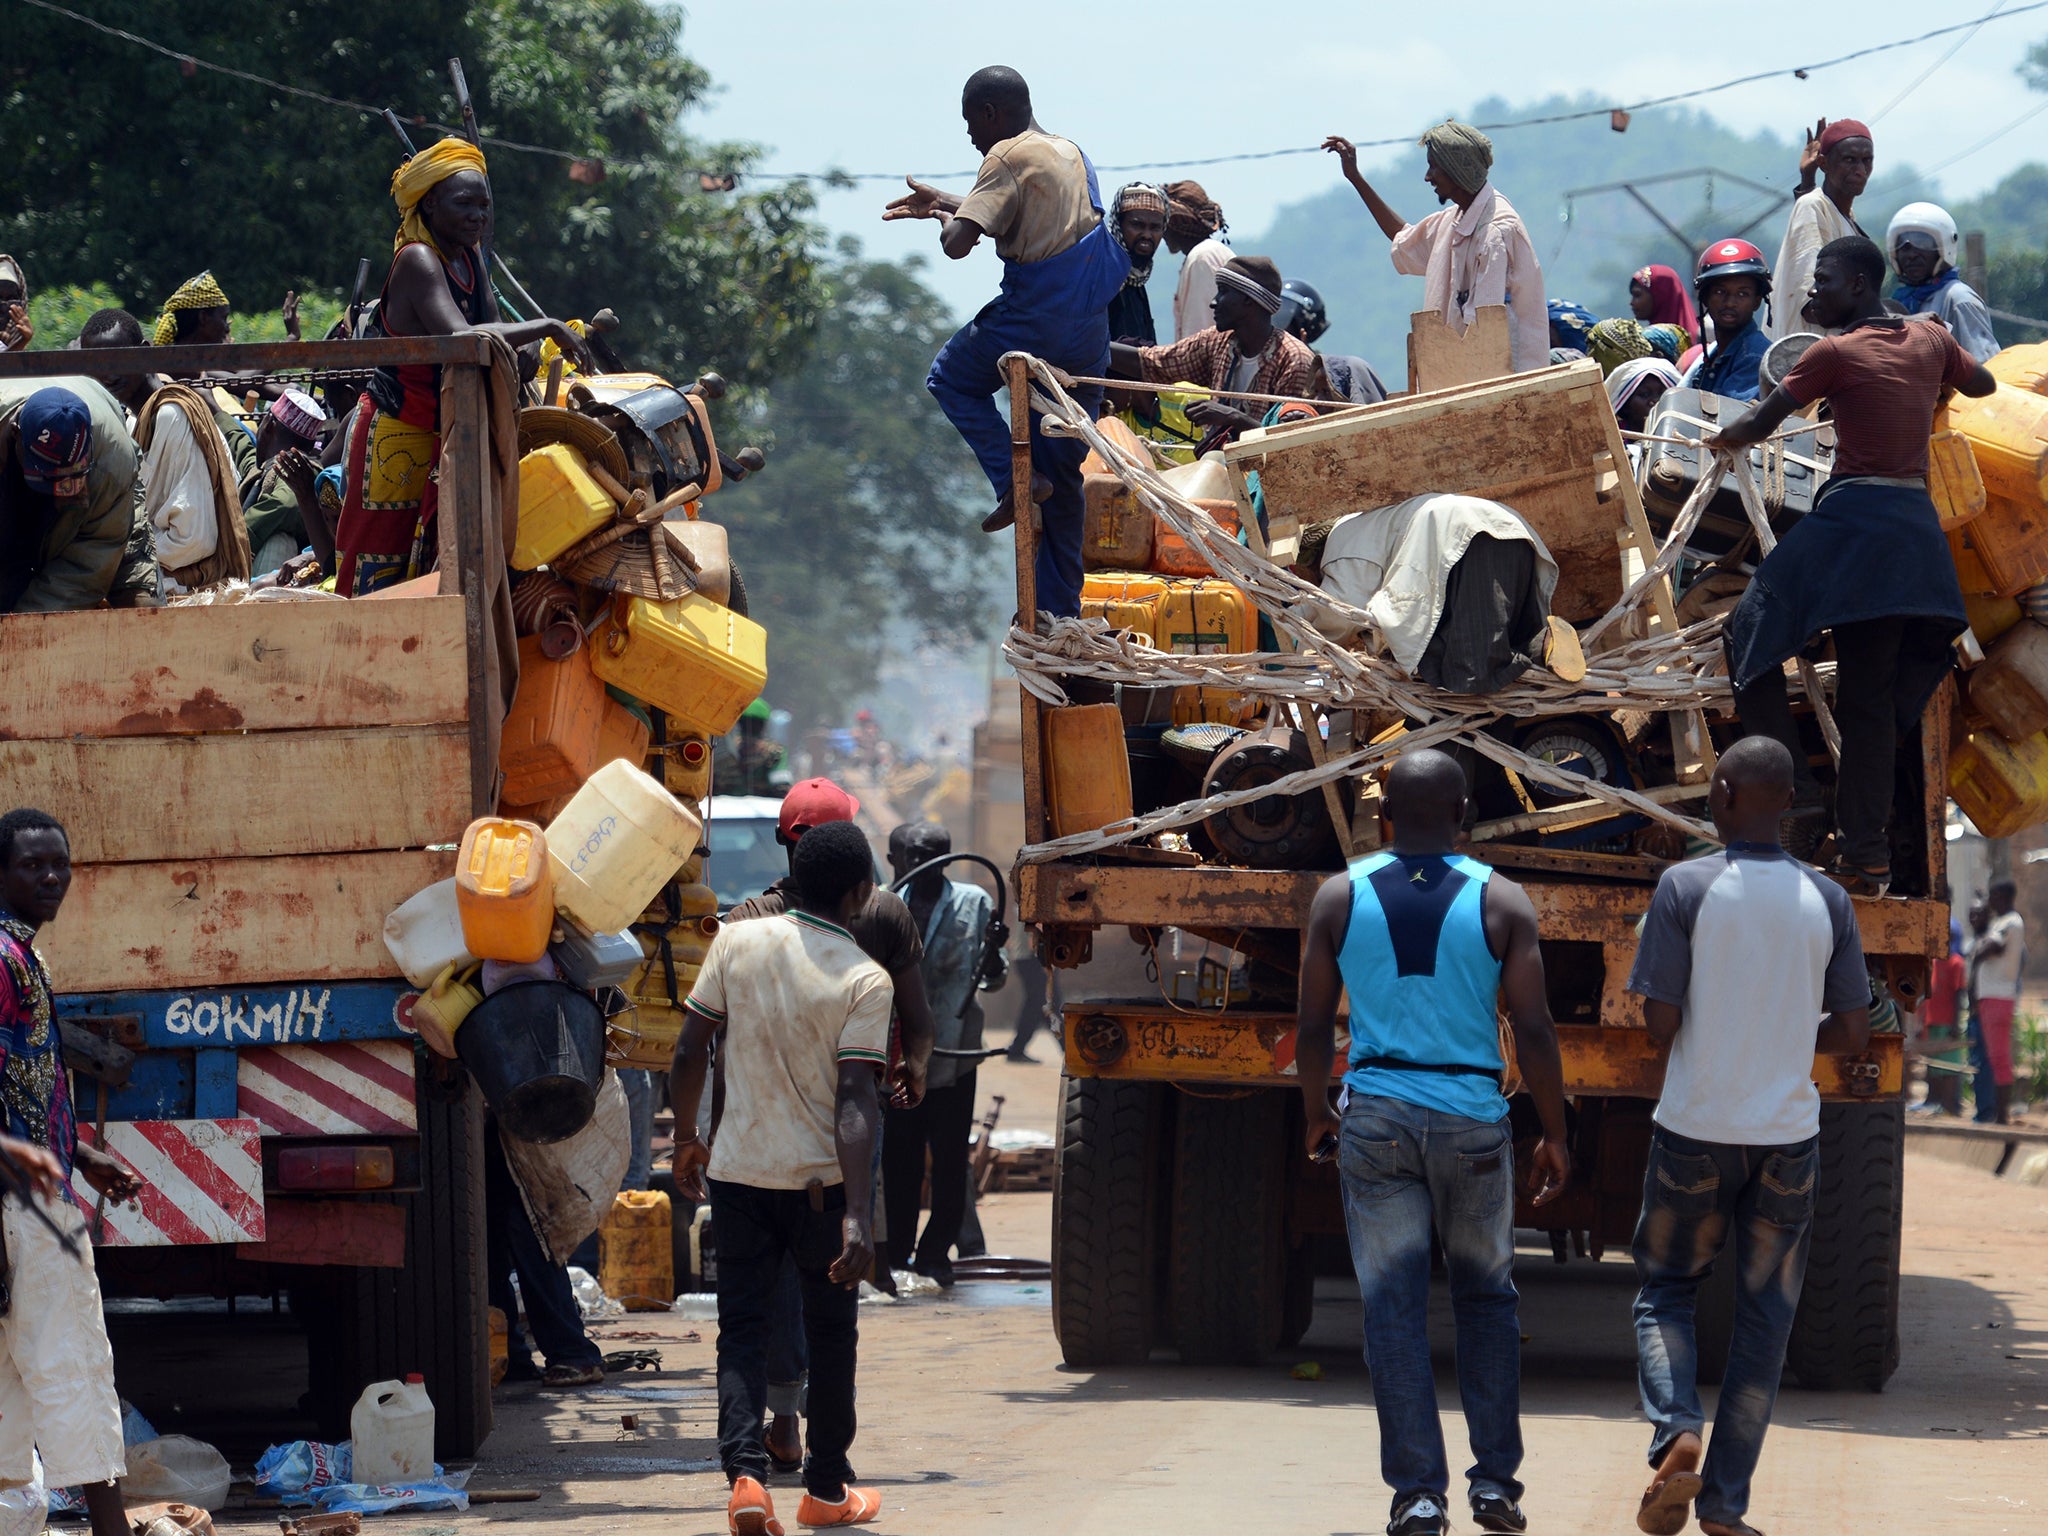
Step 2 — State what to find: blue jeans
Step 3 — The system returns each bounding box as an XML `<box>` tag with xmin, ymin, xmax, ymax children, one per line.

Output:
<box><xmin>927</xmin><ymin>298</ymin><xmax>1108</xmax><ymax>618</ymax></box>
<box><xmin>618</xmin><ymin>1068</ymin><xmax>655</xmax><ymax>1190</ymax></box>
<box><xmin>1338</xmin><ymin>1093</ymin><xmax>1524</xmax><ymax>1514</ymax></box>
<box><xmin>1632</xmin><ymin>1128</ymin><xmax>1819</xmax><ymax>1527</ymax></box>
<box><xmin>765</xmin><ymin>1256</ymin><xmax>807</xmax><ymax>1417</ymax></box>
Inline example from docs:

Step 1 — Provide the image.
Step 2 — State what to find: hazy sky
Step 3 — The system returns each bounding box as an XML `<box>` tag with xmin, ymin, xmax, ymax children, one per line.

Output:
<box><xmin>675</xmin><ymin>0</ymin><xmax>2047</xmax><ymax>319</ymax></box>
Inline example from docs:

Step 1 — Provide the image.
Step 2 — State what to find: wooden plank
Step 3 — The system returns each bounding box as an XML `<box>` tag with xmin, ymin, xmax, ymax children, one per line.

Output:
<box><xmin>439</xmin><ymin>364</ymin><xmax>497</xmax><ymax>816</ymax></box>
<box><xmin>37</xmin><ymin>849</ymin><xmax>456</xmax><ymax>994</ymax></box>
<box><xmin>0</xmin><ymin>598</ymin><xmax>468</xmax><ymax>739</ymax></box>
<box><xmin>1009</xmin><ymin>356</ymin><xmax>1048</xmax><ymax>844</ymax></box>
<box><xmin>0</xmin><ymin>726</ymin><xmax>470</xmax><ymax>863</ymax></box>
<box><xmin>1407</xmin><ymin>305</ymin><xmax>1511</xmax><ymax>394</ymax></box>
<box><xmin>1223</xmin><ymin>360</ymin><xmax>1624</xmax><ymax>622</ymax></box>
<box><xmin>0</xmin><ymin>335</ymin><xmax>494</xmax><ymax>382</ymax></box>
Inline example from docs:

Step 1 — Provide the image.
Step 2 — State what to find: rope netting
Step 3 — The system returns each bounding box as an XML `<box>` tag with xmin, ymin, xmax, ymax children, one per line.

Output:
<box><xmin>999</xmin><ymin>354</ymin><xmax>1822</xmax><ymax>864</ymax></box>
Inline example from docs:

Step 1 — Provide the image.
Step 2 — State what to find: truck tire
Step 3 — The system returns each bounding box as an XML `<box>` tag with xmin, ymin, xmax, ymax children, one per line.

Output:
<box><xmin>1785</xmin><ymin>1101</ymin><xmax>1904</xmax><ymax>1391</ymax></box>
<box><xmin>1052</xmin><ymin>1076</ymin><xmax>1162</xmax><ymax>1367</ymax></box>
<box><xmin>317</xmin><ymin>1060</ymin><xmax>494</xmax><ymax>1456</ymax></box>
<box><xmin>1170</xmin><ymin>1090</ymin><xmax>1287</xmax><ymax>1365</ymax></box>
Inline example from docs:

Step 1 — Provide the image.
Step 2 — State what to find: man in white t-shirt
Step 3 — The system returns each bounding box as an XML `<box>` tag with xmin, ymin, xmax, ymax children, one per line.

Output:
<box><xmin>1970</xmin><ymin>878</ymin><xmax>2025</xmax><ymax>1125</ymax></box>
<box><xmin>1623</xmin><ymin>737</ymin><xmax>1871</xmax><ymax>1536</ymax></box>
<box><xmin>671</xmin><ymin>821</ymin><xmax>893</xmax><ymax>1534</ymax></box>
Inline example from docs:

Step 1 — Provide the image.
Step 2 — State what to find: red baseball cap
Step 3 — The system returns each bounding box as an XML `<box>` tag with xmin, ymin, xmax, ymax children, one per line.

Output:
<box><xmin>779</xmin><ymin>778</ymin><xmax>860</xmax><ymax>839</ymax></box>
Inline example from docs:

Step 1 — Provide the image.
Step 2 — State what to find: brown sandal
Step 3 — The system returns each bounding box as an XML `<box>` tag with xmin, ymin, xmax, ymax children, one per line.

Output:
<box><xmin>1699</xmin><ymin>1522</ymin><xmax>1765</xmax><ymax>1536</ymax></box>
<box><xmin>1635</xmin><ymin>1432</ymin><xmax>1703</xmax><ymax>1535</ymax></box>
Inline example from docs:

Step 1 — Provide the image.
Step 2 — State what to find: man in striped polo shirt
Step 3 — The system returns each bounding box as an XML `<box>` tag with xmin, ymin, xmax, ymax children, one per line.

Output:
<box><xmin>671</xmin><ymin>821</ymin><xmax>893</xmax><ymax>1534</ymax></box>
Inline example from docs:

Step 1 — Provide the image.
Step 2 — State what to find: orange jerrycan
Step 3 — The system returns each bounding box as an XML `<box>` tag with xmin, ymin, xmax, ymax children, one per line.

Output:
<box><xmin>501</xmin><ymin>633</ymin><xmax>607</xmax><ymax>805</ymax></box>
<box><xmin>1043</xmin><ymin>703</ymin><xmax>1134</xmax><ymax>837</ymax></box>
<box><xmin>599</xmin><ymin>1190</ymin><xmax>675</xmax><ymax>1311</ymax></box>
<box><xmin>1937</xmin><ymin>365</ymin><xmax>2048</xmax><ymax>597</ymax></box>
<box><xmin>1951</xmin><ymin>728</ymin><xmax>2048</xmax><ymax>838</ymax></box>
<box><xmin>456</xmin><ymin>818</ymin><xmax>556</xmax><ymax>963</ymax></box>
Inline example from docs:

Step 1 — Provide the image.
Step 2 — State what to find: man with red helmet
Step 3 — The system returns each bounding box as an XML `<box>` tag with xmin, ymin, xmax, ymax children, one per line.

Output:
<box><xmin>1683</xmin><ymin>240</ymin><xmax>1773</xmax><ymax>402</ymax></box>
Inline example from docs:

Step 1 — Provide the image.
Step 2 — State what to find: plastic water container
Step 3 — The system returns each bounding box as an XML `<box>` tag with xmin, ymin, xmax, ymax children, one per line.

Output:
<box><xmin>607</xmin><ymin>997</ymin><xmax>692</xmax><ymax>1071</ymax></box>
<box><xmin>1043</xmin><ymin>703</ymin><xmax>1134</xmax><ymax>838</ymax></box>
<box><xmin>589</xmin><ymin>592</ymin><xmax>768</xmax><ymax>737</ymax></box>
<box><xmin>457</xmin><ymin>818</ymin><xmax>556</xmax><ymax>963</ymax></box>
<box><xmin>1158</xmin><ymin>578</ymin><xmax>1257</xmax><ymax>725</ymax></box>
<box><xmin>502</xmin><ymin>633</ymin><xmax>608</xmax><ymax>805</ymax></box>
<box><xmin>546</xmin><ymin>759</ymin><xmax>704</xmax><ymax>936</ymax></box>
<box><xmin>1939</xmin><ymin>363</ymin><xmax>2048</xmax><ymax>596</ymax></box>
<box><xmin>671</xmin><ymin>882</ymin><xmax>719</xmax><ymax>919</ymax></box>
<box><xmin>384</xmin><ymin>879</ymin><xmax>476</xmax><ymax>989</ymax></box>
<box><xmin>597</xmin><ymin>690</ymin><xmax>654</xmax><ymax>774</ymax></box>
<box><xmin>1972</xmin><ymin>621</ymin><xmax>2048</xmax><ymax>741</ymax></box>
<box><xmin>665</xmin><ymin>733</ymin><xmax>714</xmax><ymax>801</ymax></box>
<box><xmin>350</xmin><ymin>1376</ymin><xmax>435</xmax><ymax>1487</ymax></box>
<box><xmin>1151</xmin><ymin>498</ymin><xmax>1241</xmax><ymax>578</ymax></box>
<box><xmin>551</xmin><ymin>925</ymin><xmax>645</xmax><ymax>989</ymax></box>
<box><xmin>409</xmin><ymin>962</ymin><xmax>483</xmax><ymax>1059</ymax></box>
<box><xmin>1951</xmin><ymin>728</ymin><xmax>2048</xmax><ymax>838</ymax></box>
<box><xmin>599</xmin><ymin>1190</ymin><xmax>675</xmax><ymax>1312</ymax></box>
<box><xmin>514</xmin><ymin>444</ymin><xmax>617</xmax><ymax>571</ymax></box>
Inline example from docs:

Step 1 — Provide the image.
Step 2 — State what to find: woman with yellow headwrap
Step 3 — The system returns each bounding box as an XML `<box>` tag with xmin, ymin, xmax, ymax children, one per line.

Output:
<box><xmin>333</xmin><ymin>137</ymin><xmax>591</xmax><ymax>594</ymax></box>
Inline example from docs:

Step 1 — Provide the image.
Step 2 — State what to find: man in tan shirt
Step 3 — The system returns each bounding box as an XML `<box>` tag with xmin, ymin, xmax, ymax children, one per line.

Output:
<box><xmin>884</xmin><ymin>66</ymin><xmax>1130</xmax><ymax>619</ymax></box>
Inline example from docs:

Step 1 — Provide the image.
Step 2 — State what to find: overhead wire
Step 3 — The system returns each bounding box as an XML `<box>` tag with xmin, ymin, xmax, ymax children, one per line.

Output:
<box><xmin>1870</xmin><ymin>0</ymin><xmax>2006</xmax><ymax>123</ymax></box>
<box><xmin>15</xmin><ymin>0</ymin><xmax>2048</xmax><ymax>186</ymax></box>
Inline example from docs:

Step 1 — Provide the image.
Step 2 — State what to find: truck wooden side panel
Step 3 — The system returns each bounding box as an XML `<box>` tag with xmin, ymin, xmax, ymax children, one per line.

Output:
<box><xmin>0</xmin><ymin>597</ymin><xmax>468</xmax><ymax>738</ymax></box>
<box><xmin>38</xmin><ymin>849</ymin><xmax>457</xmax><ymax>992</ymax></box>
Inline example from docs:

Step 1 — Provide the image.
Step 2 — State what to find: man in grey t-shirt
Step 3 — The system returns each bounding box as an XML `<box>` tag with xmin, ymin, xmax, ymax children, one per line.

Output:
<box><xmin>1625</xmin><ymin>738</ymin><xmax>1871</xmax><ymax>1536</ymax></box>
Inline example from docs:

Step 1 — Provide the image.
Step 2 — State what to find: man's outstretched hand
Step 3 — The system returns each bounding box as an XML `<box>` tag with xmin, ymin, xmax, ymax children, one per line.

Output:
<box><xmin>1322</xmin><ymin>136</ymin><xmax>1361</xmax><ymax>177</ymax></box>
<box><xmin>883</xmin><ymin>177</ymin><xmax>956</xmax><ymax>223</ymax></box>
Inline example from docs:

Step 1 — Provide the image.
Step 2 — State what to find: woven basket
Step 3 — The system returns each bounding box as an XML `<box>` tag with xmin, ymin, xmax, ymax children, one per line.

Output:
<box><xmin>517</xmin><ymin>405</ymin><xmax>631</xmax><ymax>484</ymax></box>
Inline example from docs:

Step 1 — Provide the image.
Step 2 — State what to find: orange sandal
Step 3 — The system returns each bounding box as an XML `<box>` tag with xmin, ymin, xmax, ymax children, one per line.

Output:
<box><xmin>796</xmin><ymin>1486</ymin><xmax>882</xmax><ymax>1528</ymax></box>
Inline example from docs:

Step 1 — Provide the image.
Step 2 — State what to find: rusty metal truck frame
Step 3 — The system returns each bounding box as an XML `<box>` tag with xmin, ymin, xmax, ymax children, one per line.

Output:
<box><xmin>999</xmin><ymin>357</ymin><xmax>1936</xmax><ymax>1387</ymax></box>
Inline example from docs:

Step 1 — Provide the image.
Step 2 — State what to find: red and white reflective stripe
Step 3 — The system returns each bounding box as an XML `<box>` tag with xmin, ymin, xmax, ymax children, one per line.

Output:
<box><xmin>236</xmin><ymin>1040</ymin><xmax>418</xmax><ymax>1137</ymax></box>
<box><xmin>72</xmin><ymin>1119</ymin><xmax>266</xmax><ymax>1247</ymax></box>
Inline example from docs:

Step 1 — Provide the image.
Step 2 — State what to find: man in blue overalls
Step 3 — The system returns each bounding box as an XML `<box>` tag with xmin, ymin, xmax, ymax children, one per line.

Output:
<box><xmin>885</xmin><ymin>66</ymin><xmax>1130</xmax><ymax>619</ymax></box>
<box><xmin>1295</xmin><ymin>750</ymin><xmax>1572</xmax><ymax>1536</ymax></box>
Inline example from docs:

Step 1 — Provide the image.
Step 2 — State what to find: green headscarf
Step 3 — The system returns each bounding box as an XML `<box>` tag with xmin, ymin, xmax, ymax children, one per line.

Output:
<box><xmin>1418</xmin><ymin>121</ymin><xmax>1494</xmax><ymax>197</ymax></box>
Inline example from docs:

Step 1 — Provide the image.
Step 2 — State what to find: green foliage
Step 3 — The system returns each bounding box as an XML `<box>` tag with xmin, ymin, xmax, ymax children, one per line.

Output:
<box><xmin>24</xmin><ymin>284</ymin><xmax>343</xmax><ymax>348</ymax></box>
<box><xmin>711</xmin><ymin>241</ymin><xmax>999</xmax><ymax>730</ymax></box>
<box><xmin>1984</xmin><ymin>250</ymin><xmax>2048</xmax><ymax>348</ymax></box>
<box><xmin>0</xmin><ymin>1</ymin><xmax>825</xmax><ymax>383</ymax></box>
<box><xmin>1948</xmin><ymin>164</ymin><xmax>2048</xmax><ymax>262</ymax></box>
<box><xmin>1250</xmin><ymin>97</ymin><xmax>1932</xmax><ymax>372</ymax></box>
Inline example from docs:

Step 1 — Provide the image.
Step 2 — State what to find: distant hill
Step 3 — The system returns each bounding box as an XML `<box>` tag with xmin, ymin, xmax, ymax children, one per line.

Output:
<box><xmin>1145</xmin><ymin>94</ymin><xmax>1964</xmax><ymax>376</ymax></box>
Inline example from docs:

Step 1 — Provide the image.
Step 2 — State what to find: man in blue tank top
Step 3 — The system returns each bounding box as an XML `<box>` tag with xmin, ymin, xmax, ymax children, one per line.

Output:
<box><xmin>1297</xmin><ymin>750</ymin><xmax>1570</xmax><ymax>1536</ymax></box>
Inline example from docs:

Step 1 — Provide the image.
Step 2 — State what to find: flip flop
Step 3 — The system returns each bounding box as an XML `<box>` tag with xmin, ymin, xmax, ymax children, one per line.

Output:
<box><xmin>1635</xmin><ymin>1469</ymin><xmax>1703</xmax><ymax>1536</ymax></box>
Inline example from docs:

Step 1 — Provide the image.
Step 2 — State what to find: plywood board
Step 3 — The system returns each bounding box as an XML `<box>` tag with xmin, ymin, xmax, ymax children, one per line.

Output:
<box><xmin>0</xmin><ymin>726</ymin><xmax>470</xmax><ymax>863</ymax></box>
<box><xmin>38</xmin><ymin>848</ymin><xmax>456</xmax><ymax>994</ymax></box>
<box><xmin>1407</xmin><ymin>305</ymin><xmax>1511</xmax><ymax>394</ymax></box>
<box><xmin>1225</xmin><ymin>361</ymin><xmax>1622</xmax><ymax>621</ymax></box>
<box><xmin>0</xmin><ymin>597</ymin><xmax>468</xmax><ymax>740</ymax></box>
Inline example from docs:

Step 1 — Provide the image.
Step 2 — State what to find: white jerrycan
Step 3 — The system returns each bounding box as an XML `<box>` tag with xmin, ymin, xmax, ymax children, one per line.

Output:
<box><xmin>350</xmin><ymin>1375</ymin><xmax>435</xmax><ymax>1485</ymax></box>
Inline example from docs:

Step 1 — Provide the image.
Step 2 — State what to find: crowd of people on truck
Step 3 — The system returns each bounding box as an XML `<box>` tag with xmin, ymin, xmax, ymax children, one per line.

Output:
<box><xmin>0</xmin><ymin>59</ymin><xmax>2031</xmax><ymax>1536</ymax></box>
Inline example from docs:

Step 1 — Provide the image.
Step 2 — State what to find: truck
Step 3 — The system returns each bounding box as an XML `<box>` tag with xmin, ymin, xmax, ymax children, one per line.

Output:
<box><xmin>1001</xmin><ymin>355</ymin><xmax>1935</xmax><ymax>1389</ymax></box>
<box><xmin>2</xmin><ymin>333</ymin><xmax>738</xmax><ymax>1456</ymax></box>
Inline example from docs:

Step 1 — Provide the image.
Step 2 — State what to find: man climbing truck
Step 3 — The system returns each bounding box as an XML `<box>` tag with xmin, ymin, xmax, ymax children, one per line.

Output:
<box><xmin>998</xmin><ymin>352</ymin><xmax>1935</xmax><ymax>1388</ymax></box>
<box><xmin>0</xmin><ymin>330</ymin><xmax>756</xmax><ymax>1455</ymax></box>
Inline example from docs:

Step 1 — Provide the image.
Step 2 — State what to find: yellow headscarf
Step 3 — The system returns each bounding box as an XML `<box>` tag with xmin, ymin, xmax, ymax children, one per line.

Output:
<box><xmin>391</xmin><ymin>138</ymin><xmax>491</xmax><ymax>253</ymax></box>
<box><xmin>152</xmin><ymin>270</ymin><xmax>230</xmax><ymax>346</ymax></box>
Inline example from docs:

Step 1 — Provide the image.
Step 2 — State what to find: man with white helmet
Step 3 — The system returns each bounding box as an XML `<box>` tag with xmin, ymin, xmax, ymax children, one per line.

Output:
<box><xmin>1888</xmin><ymin>202</ymin><xmax>2000</xmax><ymax>364</ymax></box>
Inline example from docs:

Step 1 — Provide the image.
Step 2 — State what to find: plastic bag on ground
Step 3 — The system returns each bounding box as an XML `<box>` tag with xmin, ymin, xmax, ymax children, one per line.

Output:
<box><xmin>0</xmin><ymin>1451</ymin><xmax>46</xmax><ymax>1536</ymax></box>
<box><xmin>120</xmin><ymin>1435</ymin><xmax>233</xmax><ymax>1512</ymax></box>
<box><xmin>254</xmin><ymin>1441</ymin><xmax>353</xmax><ymax>1498</ymax></box>
<box><xmin>310</xmin><ymin>1466</ymin><xmax>469</xmax><ymax>1516</ymax></box>
<box><xmin>569</xmin><ymin>1265</ymin><xmax>625</xmax><ymax>1320</ymax></box>
<box><xmin>120</xmin><ymin>1400</ymin><xmax>161</xmax><ymax>1447</ymax></box>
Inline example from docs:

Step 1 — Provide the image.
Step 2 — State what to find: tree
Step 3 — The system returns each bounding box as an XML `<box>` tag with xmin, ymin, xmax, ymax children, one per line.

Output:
<box><xmin>0</xmin><ymin>1</ymin><xmax>824</xmax><ymax>383</ymax></box>
<box><xmin>711</xmin><ymin>240</ymin><xmax>1000</xmax><ymax>731</ymax></box>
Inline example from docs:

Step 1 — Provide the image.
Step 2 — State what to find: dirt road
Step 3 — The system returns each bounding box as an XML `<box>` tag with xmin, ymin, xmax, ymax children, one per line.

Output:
<box><xmin>116</xmin><ymin>1056</ymin><xmax>2044</xmax><ymax>1535</ymax></box>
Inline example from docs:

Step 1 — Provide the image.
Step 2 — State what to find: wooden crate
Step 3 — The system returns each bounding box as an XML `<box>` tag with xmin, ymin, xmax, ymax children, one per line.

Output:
<box><xmin>1223</xmin><ymin>360</ymin><xmax>1633</xmax><ymax>623</ymax></box>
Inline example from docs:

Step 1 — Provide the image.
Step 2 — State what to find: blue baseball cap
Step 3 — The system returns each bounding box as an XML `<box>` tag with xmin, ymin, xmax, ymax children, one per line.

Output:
<box><xmin>15</xmin><ymin>386</ymin><xmax>92</xmax><ymax>494</ymax></box>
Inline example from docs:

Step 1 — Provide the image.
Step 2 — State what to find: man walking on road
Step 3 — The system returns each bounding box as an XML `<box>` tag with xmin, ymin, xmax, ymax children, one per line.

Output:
<box><xmin>1968</xmin><ymin>878</ymin><xmax>2024</xmax><ymax>1125</ymax></box>
<box><xmin>0</xmin><ymin>808</ymin><xmax>145</xmax><ymax>1536</ymax></box>
<box><xmin>1626</xmin><ymin>738</ymin><xmax>1872</xmax><ymax>1536</ymax></box>
<box><xmin>672</xmin><ymin>822</ymin><xmax>895</xmax><ymax>1532</ymax></box>
<box><xmin>1295</xmin><ymin>750</ymin><xmax>1570</xmax><ymax>1536</ymax></box>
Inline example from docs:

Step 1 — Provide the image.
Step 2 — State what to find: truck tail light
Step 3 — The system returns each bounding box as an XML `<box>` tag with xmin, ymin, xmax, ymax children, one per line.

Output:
<box><xmin>277</xmin><ymin>1145</ymin><xmax>396</xmax><ymax>1191</ymax></box>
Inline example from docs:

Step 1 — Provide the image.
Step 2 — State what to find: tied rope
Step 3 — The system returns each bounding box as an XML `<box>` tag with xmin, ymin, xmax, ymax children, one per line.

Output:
<box><xmin>1000</xmin><ymin>354</ymin><xmax>1829</xmax><ymax>863</ymax></box>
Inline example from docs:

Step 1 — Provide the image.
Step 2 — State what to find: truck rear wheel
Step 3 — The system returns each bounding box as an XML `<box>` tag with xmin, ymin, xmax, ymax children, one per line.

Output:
<box><xmin>1052</xmin><ymin>1076</ymin><xmax>1163</xmax><ymax>1367</ymax></box>
<box><xmin>1786</xmin><ymin>1100</ymin><xmax>1904</xmax><ymax>1391</ymax></box>
<box><xmin>315</xmin><ymin>1060</ymin><xmax>493</xmax><ymax>1456</ymax></box>
<box><xmin>1170</xmin><ymin>1090</ymin><xmax>1287</xmax><ymax>1365</ymax></box>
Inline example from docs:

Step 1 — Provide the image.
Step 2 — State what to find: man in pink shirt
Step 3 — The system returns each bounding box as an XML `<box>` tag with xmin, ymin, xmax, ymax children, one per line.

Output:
<box><xmin>1324</xmin><ymin>121</ymin><xmax>1547</xmax><ymax>373</ymax></box>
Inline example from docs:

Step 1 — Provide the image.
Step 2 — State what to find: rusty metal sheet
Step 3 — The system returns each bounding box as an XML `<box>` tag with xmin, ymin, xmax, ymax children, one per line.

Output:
<box><xmin>1062</xmin><ymin>1005</ymin><xmax>1902</xmax><ymax>1099</ymax></box>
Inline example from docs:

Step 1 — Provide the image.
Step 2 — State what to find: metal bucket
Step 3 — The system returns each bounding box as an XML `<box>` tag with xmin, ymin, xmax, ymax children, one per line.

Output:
<box><xmin>456</xmin><ymin>980</ymin><xmax>607</xmax><ymax>1143</ymax></box>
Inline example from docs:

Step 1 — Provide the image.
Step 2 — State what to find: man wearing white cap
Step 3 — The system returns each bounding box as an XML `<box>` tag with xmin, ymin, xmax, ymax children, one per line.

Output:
<box><xmin>242</xmin><ymin>387</ymin><xmax>333</xmax><ymax>574</ymax></box>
